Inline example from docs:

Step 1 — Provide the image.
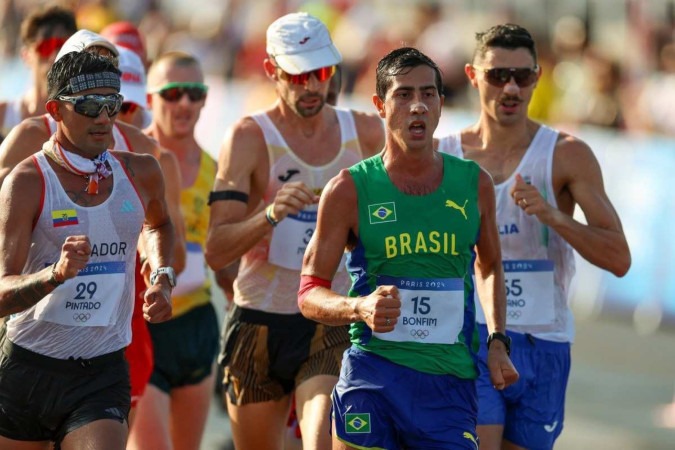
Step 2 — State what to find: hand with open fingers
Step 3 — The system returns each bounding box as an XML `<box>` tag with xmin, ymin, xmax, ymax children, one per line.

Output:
<box><xmin>487</xmin><ymin>345</ymin><xmax>519</xmax><ymax>390</ymax></box>
<box><xmin>358</xmin><ymin>285</ymin><xmax>401</xmax><ymax>332</ymax></box>
<box><xmin>55</xmin><ymin>235</ymin><xmax>92</xmax><ymax>281</ymax></box>
<box><xmin>143</xmin><ymin>283</ymin><xmax>172</xmax><ymax>323</ymax></box>
<box><xmin>269</xmin><ymin>181</ymin><xmax>320</xmax><ymax>222</ymax></box>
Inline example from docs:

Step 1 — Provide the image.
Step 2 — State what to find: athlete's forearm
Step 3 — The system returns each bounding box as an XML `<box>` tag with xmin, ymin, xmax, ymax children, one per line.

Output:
<box><xmin>475</xmin><ymin>262</ymin><xmax>507</xmax><ymax>334</ymax></box>
<box><xmin>0</xmin><ymin>269</ymin><xmax>57</xmax><ymax>317</ymax></box>
<box><xmin>545</xmin><ymin>209</ymin><xmax>630</xmax><ymax>277</ymax></box>
<box><xmin>299</xmin><ymin>286</ymin><xmax>360</xmax><ymax>326</ymax></box>
<box><xmin>205</xmin><ymin>211</ymin><xmax>274</xmax><ymax>270</ymax></box>
<box><xmin>142</xmin><ymin>220</ymin><xmax>175</xmax><ymax>271</ymax></box>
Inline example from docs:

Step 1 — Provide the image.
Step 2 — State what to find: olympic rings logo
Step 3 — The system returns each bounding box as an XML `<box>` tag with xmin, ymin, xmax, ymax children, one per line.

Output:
<box><xmin>73</xmin><ymin>313</ymin><xmax>91</xmax><ymax>322</ymax></box>
<box><xmin>409</xmin><ymin>329</ymin><xmax>430</xmax><ymax>339</ymax></box>
<box><xmin>507</xmin><ymin>310</ymin><xmax>522</xmax><ymax>319</ymax></box>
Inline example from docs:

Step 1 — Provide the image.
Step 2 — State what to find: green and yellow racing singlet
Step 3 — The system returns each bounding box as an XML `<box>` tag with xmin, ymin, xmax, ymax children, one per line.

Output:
<box><xmin>347</xmin><ymin>152</ymin><xmax>481</xmax><ymax>378</ymax></box>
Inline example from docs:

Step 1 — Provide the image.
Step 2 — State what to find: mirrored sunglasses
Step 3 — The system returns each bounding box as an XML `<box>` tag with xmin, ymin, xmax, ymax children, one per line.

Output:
<box><xmin>58</xmin><ymin>93</ymin><xmax>124</xmax><ymax>118</ymax></box>
<box><xmin>473</xmin><ymin>66</ymin><xmax>539</xmax><ymax>88</ymax></box>
<box><xmin>35</xmin><ymin>37</ymin><xmax>68</xmax><ymax>59</ymax></box>
<box><xmin>277</xmin><ymin>65</ymin><xmax>336</xmax><ymax>85</ymax></box>
<box><xmin>151</xmin><ymin>82</ymin><xmax>208</xmax><ymax>102</ymax></box>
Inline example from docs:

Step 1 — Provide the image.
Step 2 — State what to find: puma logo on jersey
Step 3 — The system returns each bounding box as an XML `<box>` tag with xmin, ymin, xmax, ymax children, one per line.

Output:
<box><xmin>445</xmin><ymin>199</ymin><xmax>468</xmax><ymax>220</ymax></box>
<box><xmin>278</xmin><ymin>169</ymin><xmax>300</xmax><ymax>182</ymax></box>
<box><xmin>463</xmin><ymin>432</ymin><xmax>478</xmax><ymax>449</ymax></box>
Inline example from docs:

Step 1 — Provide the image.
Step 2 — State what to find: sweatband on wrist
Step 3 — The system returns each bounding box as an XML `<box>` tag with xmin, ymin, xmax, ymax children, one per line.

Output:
<box><xmin>208</xmin><ymin>190</ymin><xmax>249</xmax><ymax>205</ymax></box>
<box><xmin>298</xmin><ymin>274</ymin><xmax>331</xmax><ymax>308</ymax></box>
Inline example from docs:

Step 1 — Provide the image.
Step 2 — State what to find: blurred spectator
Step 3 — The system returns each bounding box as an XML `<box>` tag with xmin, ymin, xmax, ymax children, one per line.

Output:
<box><xmin>0</xmin><ymin>3</ymin><xmax>76</xmax><ymax>139</ymax></box>
<box><xmin>75</xmin><ymin>0</ymin><xmax>119</xmax><ymax>32</ymax></box>
<box><xmin>101</xmin><ymin>20</ymin><xmax>149</xmax><ymax>67</ymax></box>
<box><xmin>634</xmin><ymin>39</ymin><xmax>675</xmax><ymax>135</ymax></box>
<box><xmin>579</xmin><ymin>48</ymin><xmax>625</xmax><ymax>129</ymax></box>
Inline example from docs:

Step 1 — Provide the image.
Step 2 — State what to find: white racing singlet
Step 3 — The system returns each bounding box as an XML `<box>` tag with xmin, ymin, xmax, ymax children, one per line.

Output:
<box><xmin>234</xmin><ymin>108</ymin><xmax>363</xmax><ymax>314</ymax></box>
<box><xmin>438</xmin><ymin>126</ymin><xmax>576</xmax><ymax>342</ymax></box>
<box><xmin>6</xmin><ymin>151</ymin><xmax>145</xmax><ymax>359</ymax></box>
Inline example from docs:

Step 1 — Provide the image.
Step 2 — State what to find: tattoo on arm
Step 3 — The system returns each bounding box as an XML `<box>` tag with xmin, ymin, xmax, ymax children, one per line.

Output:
<box><xmin>4</xmin><ymin>278</ymin><xmax>53</xmax><ymax>316</ymax></box>
<box><xmin>118</xmin><ymin>154</ymin><xmax>135</xmax><ymax>177</ymax></box>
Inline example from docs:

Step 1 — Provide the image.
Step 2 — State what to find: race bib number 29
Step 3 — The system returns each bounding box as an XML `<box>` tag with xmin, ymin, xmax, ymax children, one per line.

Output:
<box><xmin>34</xmin><ymin>261</ymin><xmax>126</xmax><ymax>327</ymax></box>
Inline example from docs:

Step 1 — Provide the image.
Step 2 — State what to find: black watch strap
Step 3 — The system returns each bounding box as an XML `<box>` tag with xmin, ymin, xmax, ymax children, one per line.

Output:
<box><xmin>487</xmin><ymin>331</ymin><xmax>511</xmax><ymax>356</ymax></box>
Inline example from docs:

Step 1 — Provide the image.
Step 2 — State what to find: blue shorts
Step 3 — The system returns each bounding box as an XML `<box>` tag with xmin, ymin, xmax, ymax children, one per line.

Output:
<box><xmin>476</xmin><ymin>325</ymin><xmax>571</xmax><ymax>450</ymax></box>
<box><xmin>333</xmin><ymin>346</ymin><xmax>479</xmax><ymax>450</ymax></box>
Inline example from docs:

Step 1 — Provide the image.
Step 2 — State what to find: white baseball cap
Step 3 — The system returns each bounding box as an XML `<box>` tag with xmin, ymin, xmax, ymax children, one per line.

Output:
<box><xmin>117</xmin><ymin>46</ymin><xmax>152</xmax><ymax>128</ymax></box>
<box><xmin>55</xmin><ymin>29</ymin><xmax>119</xmax><ymax>62</ymax></box>
<box><xmin>266</xmin><ymin>12</ymin><xmax>342</xmax><ymax>75</ymax></box>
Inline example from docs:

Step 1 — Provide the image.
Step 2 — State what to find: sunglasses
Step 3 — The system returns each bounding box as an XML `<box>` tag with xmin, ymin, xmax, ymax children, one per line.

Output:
<box><xmin>120</xmin><ymin>102</ymin><xmax>139</xmax><ymax>115</ymax></box>
<box><xmin>35</xmin><ymin>37</ymin><xmax>68</xmax><ymax>59</ymax></box>
<box><xmin>58</xmin><ymin>93</ymin><xmax>124</xmax><ymax>118</ymax></box>
<box><xmin>277</xmin><ymin>65</ymin><xmax>336</xmax><ymax>85</ymax></box>
<box><xmin>473</xmin><ymin>66</ymin><xmax>539</xmax><ymax>88</ymax></box>
<box><xmin>151</xmin><ymin>82</ymin><xmax>208</xmax><ymax>102</ymax></box>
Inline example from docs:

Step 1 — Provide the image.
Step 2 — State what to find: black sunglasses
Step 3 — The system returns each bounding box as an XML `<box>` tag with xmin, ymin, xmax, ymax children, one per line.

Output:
<box><xmin>151</xmin><ymin>82</ymin><xmax>208</xmax><ymax>102</ymax></box>
<box><xmin>58</xmin><ymin>93</ymin><xmax>124</xmax><ymax>118</ymax></box>
<box><xmin>473</xmin><ymin>66</ymin><xmax>539</xmax><ymax>88</ymax></box>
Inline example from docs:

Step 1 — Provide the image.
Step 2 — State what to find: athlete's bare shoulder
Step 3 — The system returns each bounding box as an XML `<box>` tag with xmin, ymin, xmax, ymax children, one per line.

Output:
<box><xmin>0</xmin><ymin>115</ymin><xmax>51</xmax><ymax>187</ymax></box>
<box><xmin>350</xmin><ymin>108</ymin><xmax>385</xmax><ymax>157</ymax></box>
<box><xmin>219</xmin><ymin>113</ymin><xmax>268</xmax><ymax>169</ymax></box>
<box><xmin>115</xmin><ymin>121</ymin><xmax>160</xmax><ymax>156</ymax></box>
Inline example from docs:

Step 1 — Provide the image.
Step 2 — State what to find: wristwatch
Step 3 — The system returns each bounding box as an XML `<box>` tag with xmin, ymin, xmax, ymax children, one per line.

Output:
<box><xmin>150</xmin><ymin>266</ymin><xmax>177</xmax><ymax>288</ymax></box>
<box><xmin>487</xmin><ymin>331</ymin><xmax>512</xmax><ymax>356</ymax></box>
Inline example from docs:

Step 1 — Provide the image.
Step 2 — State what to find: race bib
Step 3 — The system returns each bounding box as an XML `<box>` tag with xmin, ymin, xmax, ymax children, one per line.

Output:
<box><xmin>172</xmin><ymin>242</ymin><xmax>207</xmax><ymax>296</ymax></box>
<box><xmin>475</xmin><ymin>259</ymin><xmax>555</xmax><ymax>326</ymax></box>
<box><xmin>34</xmin><ymin>261</ymin><xmax>126</xmax><ymax>327</ymax></box>
<box><xmin>372</xmin><ymin>275</ymin><xmax>465</xmax><ymax>345</ymax></box>
<box><xmin>268</xmin><ymin>210</ymin><xmax>345</xmax><ymax>272</ymax></box>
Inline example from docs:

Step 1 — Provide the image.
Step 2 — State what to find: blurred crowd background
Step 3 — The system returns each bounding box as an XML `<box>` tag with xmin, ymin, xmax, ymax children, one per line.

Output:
<box><xmin>1</xmin><ymin>0</ymin><xmax>675</xmax><ymax>329</ymax></box>
<box><xmin>2</xmin><ymin>1</ymin><xmax>675</xmax><ymax>448</ymax></box>
<box><xmin>4</xmin><ymin>0</ymin><xmax>675</xmax><ymax>132</ymax></box>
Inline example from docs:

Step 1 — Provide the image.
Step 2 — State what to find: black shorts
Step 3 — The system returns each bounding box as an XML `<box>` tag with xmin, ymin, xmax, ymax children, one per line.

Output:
<box><xmin>219</xmin><ymin>305</ymin><xmax>350</xmax><ymax>405</ymax></box>
<box><xmin>147</xmin><ymin>302</ymin><xmax>220</xmax><ymax>393</ymax></box>
<box><xmin>0</xmin><ymin>338</ymin><xmax>129</xmax><ymax>444</ymax></box>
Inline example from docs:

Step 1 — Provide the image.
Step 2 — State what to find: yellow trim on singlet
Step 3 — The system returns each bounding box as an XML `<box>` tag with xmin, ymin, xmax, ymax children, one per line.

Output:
<box><xmin>171</xmin><ymin>150</ymin><xmax>216</xmax><ymax>317</ymax></box>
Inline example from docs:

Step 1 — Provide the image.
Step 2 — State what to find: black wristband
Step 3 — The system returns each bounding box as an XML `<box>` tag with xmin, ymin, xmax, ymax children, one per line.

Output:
<box><xmin>208</xmin><ymin>190</ymin><xmax>249</xmax><ymax>205</ymax></box>
<box><xmin>487</xmin><ymin>331</ymin><xmax>511</xmax><ymax>356</ymax></box>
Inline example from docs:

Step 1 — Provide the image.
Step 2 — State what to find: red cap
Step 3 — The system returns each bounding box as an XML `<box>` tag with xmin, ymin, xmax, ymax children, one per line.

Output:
<box><xmin>101</xmin><ymin>21</ymin><xmax>146</xmax><ymax>64</ymax></box>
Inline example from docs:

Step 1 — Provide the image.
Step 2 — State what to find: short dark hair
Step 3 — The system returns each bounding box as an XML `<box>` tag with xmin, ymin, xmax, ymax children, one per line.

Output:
<box><xmin>20</xmin><ymin>4</ymin><xmax>77</xmax><ymax>45</ymax></box>
<box><xmin>472</xmin><ymin>24</ymin><xmax>537</xmax><ymax>64</ymax></box>
<box><xmin>47</xmin><ymin>51</ymin><xmax>121</xmax><ymax>100</ymax></box>
<box><xmin>375</xmin><ymin>47</ymin><xmax>443</xmax><ymax>100</ymax></box>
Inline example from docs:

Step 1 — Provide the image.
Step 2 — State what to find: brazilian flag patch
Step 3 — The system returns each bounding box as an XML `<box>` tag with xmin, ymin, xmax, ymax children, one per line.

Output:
<box><xmin>345</xmin><ymin>413</ymin><xmax>371</xmax><ymax>434</ymax></box>
<box><xmin>368</xmin><ymin>202</ymin><xmax>396</xmax><ymax>224</ymax></box>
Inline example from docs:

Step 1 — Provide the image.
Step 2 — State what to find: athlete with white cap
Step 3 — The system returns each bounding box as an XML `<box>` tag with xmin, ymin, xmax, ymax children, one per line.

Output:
<box><xmin>205</xmin><ymin>12</ymin><xmax>384</xmax><ymax>450</ymax></box>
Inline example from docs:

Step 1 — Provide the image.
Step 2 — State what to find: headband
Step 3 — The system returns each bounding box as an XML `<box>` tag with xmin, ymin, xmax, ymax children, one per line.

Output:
<box><xmin>62</xmin><ymin>71</ymin><xmax>121</xmax><ymax>97</ymax></box>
